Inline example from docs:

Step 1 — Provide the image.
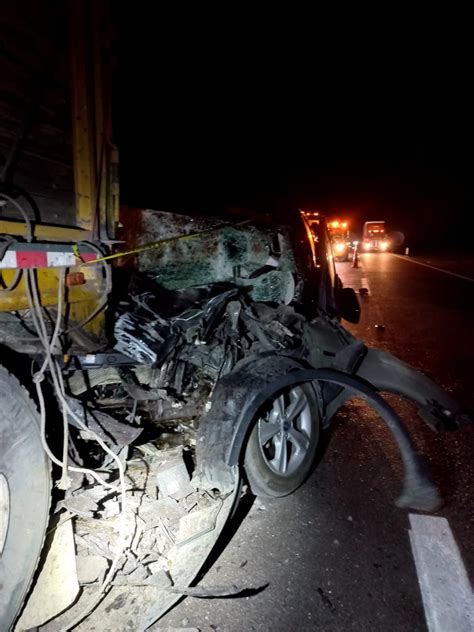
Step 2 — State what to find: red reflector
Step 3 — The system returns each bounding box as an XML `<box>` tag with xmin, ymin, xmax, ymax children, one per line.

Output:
<box><xmin>17</xmin><ymin>251</ymin><xmax>48</xmax><ymax>268</ymax></box>
<box><xmin>66</xmin><ymin>272</ymin><xmax>86</xmax><ymax>286</ymax></box>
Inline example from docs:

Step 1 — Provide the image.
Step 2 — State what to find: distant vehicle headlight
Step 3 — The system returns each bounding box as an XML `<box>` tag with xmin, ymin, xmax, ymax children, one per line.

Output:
<box><xmin>363</xmin><ymin>242</ymin><xmax>371</xmax><ymax>250</ymax></box>
<box><xmin>334</xmin><ymin>243</ymin><xmax>346</xmax><ymax>254</ymax></box>
<box><xmin>380</xmin><ymin>241</ymin><xmax>389</xmax><ymax>250</ymax></box>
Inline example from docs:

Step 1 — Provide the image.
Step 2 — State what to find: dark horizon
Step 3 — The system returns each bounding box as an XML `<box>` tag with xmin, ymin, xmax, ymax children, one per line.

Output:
<box><xmin>114</xmin><ymin>8</ymin><xmax>473</xmax><ymax>253</ymax></box>
<box><xmin>118</xmin><ymin>151</ymin><xmax>472</xmax><ymax>251</ymax></box>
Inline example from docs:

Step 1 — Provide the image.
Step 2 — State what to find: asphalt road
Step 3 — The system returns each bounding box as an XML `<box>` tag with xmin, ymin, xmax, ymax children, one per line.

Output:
<box><xmin>158</xmin><ymin>252</ymin><xmax>474</xmax><ymax>632</ymax></box>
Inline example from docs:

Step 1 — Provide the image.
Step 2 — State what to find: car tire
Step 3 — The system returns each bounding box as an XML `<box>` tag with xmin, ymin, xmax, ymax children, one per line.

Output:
<box><xmin>244</xmin><ymin>382</ymin><xmax>320</xmax><ymax>497</ymax></box>
<box><xmin>0</xmin><ymin>366</ymin><xmax>51</xmax><ymax>631</ymax></box>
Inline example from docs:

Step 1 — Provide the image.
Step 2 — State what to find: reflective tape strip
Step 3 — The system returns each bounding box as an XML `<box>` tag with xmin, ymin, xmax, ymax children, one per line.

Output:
<box><xmin>17</xmin><ymin>251</ymin><xmax>48</xmax><ymax>268</ymax></box>
<box><xmin>78</xmin><ymin>252</ymin><xmax>97</xmax><ymax>263</ymax></box>
<box><xmin>0</xmin><ymin>251</ymin><xmax>17</xmax><ymax>268</ymax></box>
<box><xmin>0</xmin><ymin>249</ymin><xmax>98</xmax><ymax>269</ymax></box>
<box><xmin>47</xmin><ymin>252</ymin><xmax>79</xmax><ymax>267</ymax></box>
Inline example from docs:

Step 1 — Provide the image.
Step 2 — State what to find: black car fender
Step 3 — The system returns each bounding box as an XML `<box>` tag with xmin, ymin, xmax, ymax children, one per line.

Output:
<box><xmin>355</xmin><ymin>347</ymin><xmax>463</xmax><ymax>431</ymax></box>
<box><xmin>193</xmin><ymin>356</ymin><xmax>443</xmax><ymax>512</ymax></box>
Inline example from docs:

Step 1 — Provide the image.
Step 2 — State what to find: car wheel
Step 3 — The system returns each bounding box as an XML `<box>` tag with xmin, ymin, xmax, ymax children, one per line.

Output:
<box><xmin>244</xmin><ymin>383</ymin><xmax>320</xmax><ymax>497</ymax></box>
<box><xmin>0</xmin><ymin>366</ymin><xmax>51</xmax><ymax>631</ymax></box>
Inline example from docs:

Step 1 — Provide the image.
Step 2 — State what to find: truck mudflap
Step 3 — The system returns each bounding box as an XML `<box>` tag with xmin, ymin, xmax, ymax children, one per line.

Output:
<box><xmin>195</xmin><ymin>358</ymin><xmax>458</xmax><ymax>513</ymax></box>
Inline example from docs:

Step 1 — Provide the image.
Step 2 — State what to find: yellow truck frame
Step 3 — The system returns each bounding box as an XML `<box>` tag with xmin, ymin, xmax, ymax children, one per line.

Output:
<box><xmin>0</xmin><ymin>0</ymin><xmax>118</xmax><ymax>337</ymax></box>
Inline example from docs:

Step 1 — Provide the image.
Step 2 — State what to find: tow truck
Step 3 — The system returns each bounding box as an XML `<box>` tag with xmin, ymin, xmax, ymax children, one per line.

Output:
<box><xmin>327</xmin><ymin>219</ymin><xmax>353</xmax><ymax>261</ymax></box>
<box><xmin>0</xmin><ymin>6</ymin><xmax>469</xmax><ymax>631</ymax></box>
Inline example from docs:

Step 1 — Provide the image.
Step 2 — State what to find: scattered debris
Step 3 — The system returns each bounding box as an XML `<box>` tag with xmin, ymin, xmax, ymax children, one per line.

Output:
<box><xmin>155</xmin><ymin>447</ymin><xmax>195</xmax><ymax>500</ymax></box>
<box><xmin>76</xmin><ymin>555</ymin><xmax>109</xmax><ymax>585</ymax></box>
<box><xmin>148</xmin><ymin>625</ymin><xmax>201</xmax><ymax>632</ymax></box>
<box><xmin>317</xmin><ymin>587</ymin><xmax>336</xmax><ymax>611</ymax></box>
<box><xmin>175</xmin><ymin>504</ymin><xmax>221</xmax><ymax>546</ymax></box>
<box><xmin>61</xmin><ymin>446</ymin><xmax>228</xmax><ymax>615</ymax></box>
<box><xmin>66</xmin><ymin>395</ymin><xmax>143</xmax><ymax>446</ymax></box>
<box><xmin>166</xmin><ymin>582</ymin><xmax>270</xmax><ymax>599</ymax></box>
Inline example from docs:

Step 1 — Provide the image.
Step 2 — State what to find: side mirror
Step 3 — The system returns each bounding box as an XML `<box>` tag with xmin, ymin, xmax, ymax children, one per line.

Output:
<box><xmin>336</xmin><ymin>286</ymin><xmax>361</xmax><ymax>324</ymax></box>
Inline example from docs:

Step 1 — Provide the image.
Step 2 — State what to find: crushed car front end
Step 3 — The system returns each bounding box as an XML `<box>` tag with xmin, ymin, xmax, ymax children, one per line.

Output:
<box><xmin>0</xmin><ymin>208</ymin><xmax>468</xmax><ymax>631</ymax></box>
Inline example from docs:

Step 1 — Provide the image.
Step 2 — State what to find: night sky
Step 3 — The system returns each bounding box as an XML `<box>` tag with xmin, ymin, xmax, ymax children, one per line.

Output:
<box><xmin>115</xmin><ymin>8</ymin><xmax>472</xmax><ymax>251</ymax></box>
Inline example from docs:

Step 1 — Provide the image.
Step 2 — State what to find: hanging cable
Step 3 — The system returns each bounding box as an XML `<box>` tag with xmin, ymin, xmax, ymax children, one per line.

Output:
<box><xmin>25</xmin><ymin>265</ymin><xmax>131</xmax><ymax>625</ymax></box>
<box><xmin>25</xmin><ymin>269</ymin><xmax>121</xmax><ymax>486</ymax></box>
<box><xmin>3</xmin><ymin>194</ymin><xmax>130</xmax><ymax>625</ymax></box>
<box><xmin>0</xmin><ymin>191</ymin><xmax>33</xmax><ymax>241</ymax></box>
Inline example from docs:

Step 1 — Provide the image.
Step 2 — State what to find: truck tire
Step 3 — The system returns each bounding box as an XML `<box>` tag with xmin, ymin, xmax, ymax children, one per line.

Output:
<box><xmin>0</xmin><ymin>366</ymin><xmax>51</xmax><ymax>631</ymax></box>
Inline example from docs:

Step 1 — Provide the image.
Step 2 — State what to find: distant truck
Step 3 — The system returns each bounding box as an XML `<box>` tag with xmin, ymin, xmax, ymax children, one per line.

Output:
<box><xmin>362</xmin><ymin>221</ymin><xmax>390</xmax><ymax>252</ymax></box>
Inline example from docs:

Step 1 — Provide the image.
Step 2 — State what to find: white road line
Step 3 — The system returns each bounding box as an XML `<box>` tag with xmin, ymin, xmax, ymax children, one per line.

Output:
<box><xmin>392</xmin><ymin>254</ymin><xmax>474</xmax><ymax>283</ymax></box>
<box><xmin>356</xmin><ymin>256</ymin><xmax>372</xmax><ymax>295</ymax></box>
<box><xmin>360</xmin><ymin>277</ymin><xmax>370</xmax><ymax>295</ymax></box>
<box><xmin>409</xmin><ymin>514</ymin><xmax>474</xmax><ymax>632</ymax></box>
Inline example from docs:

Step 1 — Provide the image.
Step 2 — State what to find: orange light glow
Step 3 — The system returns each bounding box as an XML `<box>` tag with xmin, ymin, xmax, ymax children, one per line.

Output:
<box><xmin>329</xmin><ymin>219</ymin><xmax>349</xmax><ymax>229</ymax></box>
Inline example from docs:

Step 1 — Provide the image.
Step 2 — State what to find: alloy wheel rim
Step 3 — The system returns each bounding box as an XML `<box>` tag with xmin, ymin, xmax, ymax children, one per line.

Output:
<box><xmin>257</xmin><ymin>386</ymin><xmax>313</xmax><ymax>476</ymax></box>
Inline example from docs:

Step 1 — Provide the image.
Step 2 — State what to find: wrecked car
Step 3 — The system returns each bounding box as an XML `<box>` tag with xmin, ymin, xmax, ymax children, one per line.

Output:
<box><xmin>0</xmin><ymin>207</ymin><xmax>466</xmax><ymax>631</ymax></box>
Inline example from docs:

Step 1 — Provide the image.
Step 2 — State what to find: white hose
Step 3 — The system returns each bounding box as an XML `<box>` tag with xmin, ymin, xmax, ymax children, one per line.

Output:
<box><xmin>24</xmin><ymin>267</ymin><xmax>129</xmax><ymax>630</ymax></box>
<box><xmin>25</xmin><ymin>270</ymin><xmax>124</xmax><ymax>486</ymax></box>
<box><xmin>2</xmin><ymin>194</ymin><xmax>130</xmax><ymax>627</ymax></box>
<box><xmin>0</xmin><ymin>192</ymin><xmax>33</xmax><ymax>241</ymax></box>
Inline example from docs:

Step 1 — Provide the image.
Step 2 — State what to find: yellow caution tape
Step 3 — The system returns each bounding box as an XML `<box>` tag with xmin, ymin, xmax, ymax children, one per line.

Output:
<box><xmin>83</xmin><ymin>219</ymin><xmax>253</xmax><ymax>265</ymax></box>
<box><xmin>72</xmin><ymin>243</ymin><xmax>85</xmax><ymax>263</ymax></box>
